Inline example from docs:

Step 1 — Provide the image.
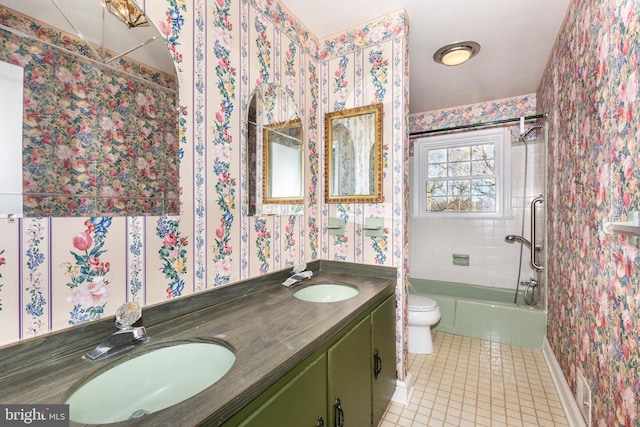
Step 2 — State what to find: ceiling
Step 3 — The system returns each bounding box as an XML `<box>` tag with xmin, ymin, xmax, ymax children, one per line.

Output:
<box><xmin>2</xmin><ymin>1</ymin><xmax>570</xmax><ymax>114</ymax></box>
<box><xmin>282</xmin><ymin>0</ymin><xmax>570</xmax><ymax>114</ymax></box>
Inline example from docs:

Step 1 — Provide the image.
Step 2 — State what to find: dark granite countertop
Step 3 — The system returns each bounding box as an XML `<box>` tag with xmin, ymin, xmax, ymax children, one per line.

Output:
<box><xmin>0</xmin><ymin>260</ymin><xmax>396</xmax><ymax>426</ymax></box>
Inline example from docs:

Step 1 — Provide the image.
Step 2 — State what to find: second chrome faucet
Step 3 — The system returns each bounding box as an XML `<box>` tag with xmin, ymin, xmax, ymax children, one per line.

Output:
<box><xmin>281</xmin><ymin>262</ymin><xmax>313</xmax><ymax>288</ymax></box>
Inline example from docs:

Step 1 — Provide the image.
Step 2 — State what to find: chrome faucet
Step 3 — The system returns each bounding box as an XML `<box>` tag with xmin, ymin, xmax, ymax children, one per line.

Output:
<box><xmin>84</xmin><ymin>302</ymin><xmax>148</xmax><ymax>361</ymax></box>
<box><xmin>281</xmin><ymin>262</ymin><xmax>313</xmax><ymax>288</ymax></box>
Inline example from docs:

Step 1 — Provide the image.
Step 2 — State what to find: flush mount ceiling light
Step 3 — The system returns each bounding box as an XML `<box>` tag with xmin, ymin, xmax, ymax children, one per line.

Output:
<box><xmin>104</xmin><ymin>0</ymin><xmax>149</xmax><ymax>29</ymax></box>
<box><xmin>433</xmin><ymin>41</ymin><xmax>481</xmax><ymax>66</ymax></box>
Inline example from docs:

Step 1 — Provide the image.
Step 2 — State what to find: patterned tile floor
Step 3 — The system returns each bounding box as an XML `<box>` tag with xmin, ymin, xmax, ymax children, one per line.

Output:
<box><xmin>379</xmin><ymin>332</ymin><xmax>570</xmax><ymax>427</ymax></box>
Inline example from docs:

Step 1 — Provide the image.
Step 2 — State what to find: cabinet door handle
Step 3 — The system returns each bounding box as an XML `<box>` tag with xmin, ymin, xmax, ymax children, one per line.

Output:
<box><xmin>374</xmin><ymin>349</ymin><xmax>382</xmax><ymax>379</ymax></box>
<box><xmin>334</xmin><ymin>397</ymin><xmax>345</xmax><ymax>427</ymax></box>
<box><xmin>316</xmin><ymin>416</ymin><xmax>325</xmax><ymax>427</ymax></box>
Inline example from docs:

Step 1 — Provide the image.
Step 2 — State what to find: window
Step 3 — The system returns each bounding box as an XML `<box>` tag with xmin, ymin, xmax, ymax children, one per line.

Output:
<box><xmin>413</xmin><ymin>128</ymin><xmax>510</xmax><ymax>218</ymax></box>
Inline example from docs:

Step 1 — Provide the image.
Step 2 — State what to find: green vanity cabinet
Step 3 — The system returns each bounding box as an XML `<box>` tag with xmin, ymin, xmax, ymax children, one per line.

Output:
<box><xmin>238</xmin><ymin>353</ymin><xmax>328</xmax><ymax>427</ymax></box>
<box><xmin>328</xmin><ymin>316</ymin><xmax>372</xmax><ymax>426</ymax></box>
<box><xmin>371</xmin><ymin>295</ymin><xmax>397</xmax><ymax>423</ymax></box>
<box><xmin>225</xmin><ymin>295</ymin><xmax>396</xmax><ymax>427</ymax></box>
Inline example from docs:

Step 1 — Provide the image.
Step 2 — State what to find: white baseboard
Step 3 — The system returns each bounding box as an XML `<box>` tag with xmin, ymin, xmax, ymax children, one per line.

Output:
<box><xmin>543</xmin><ymin>338</ymin><xmax>587</xmax><ymax>427</ymax></box>
<box><xmin>391</xmin><ymin>372</ymin><xmax>414</xmax><ymax>406</ymax></box>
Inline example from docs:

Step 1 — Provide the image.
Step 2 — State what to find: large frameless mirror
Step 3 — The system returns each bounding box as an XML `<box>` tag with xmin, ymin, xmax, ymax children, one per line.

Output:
<box><xmin>0</xmin><ymin>0</ymin><xmax>179</xmax><ymax>217</ymax></box>
<box><xmin>247</xmin><ymin>83</ymin><xmax>303</xmax><ymax>216</ymax></box>
<box><xmin>324</xmin><ymin>103</ymin><xmax>383</xmax><ymax>204</ymax></box>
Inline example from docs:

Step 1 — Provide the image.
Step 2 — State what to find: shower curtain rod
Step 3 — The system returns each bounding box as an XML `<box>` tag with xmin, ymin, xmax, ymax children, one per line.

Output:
<box><xmin>409</xmin><ymin>113</ymin><xmax>547</xmax><ymax>139</ymax></box>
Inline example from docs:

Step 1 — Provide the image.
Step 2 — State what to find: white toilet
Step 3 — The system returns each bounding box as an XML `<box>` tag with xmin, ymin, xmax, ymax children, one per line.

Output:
<box><xmin>408</xmin><ymin>293</ymin><xmax>441</xmax><ymax>354</ymax></box>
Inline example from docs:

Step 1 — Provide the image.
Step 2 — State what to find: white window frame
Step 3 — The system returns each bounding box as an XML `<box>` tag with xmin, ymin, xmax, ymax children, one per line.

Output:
<box><xmin>412</xmin><ymin>127</ymin><xmax>510</xmax><ymax>219</ymax></box>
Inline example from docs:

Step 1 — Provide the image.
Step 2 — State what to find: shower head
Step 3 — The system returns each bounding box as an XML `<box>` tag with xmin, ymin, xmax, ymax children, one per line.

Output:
<box><xmin>505</xmin><ymin>234</ymin><xmax>531</xmax><ymax>249</ymax></box>
<box><xmin>519</xmin><ymin>125</ymin><xmax>542</xmax><ymax>143</ymax></box>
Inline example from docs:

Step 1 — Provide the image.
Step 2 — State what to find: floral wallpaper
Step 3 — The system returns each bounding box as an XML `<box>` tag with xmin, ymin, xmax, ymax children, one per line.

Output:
<box><xmin>537</xmin><ymin>0</ymin><xmax>640</xmax><ymax>424</ymax></box>
<box><xmin>15</xmin><ymin>6</ymin><xmax>640</xmax><ymax>424</ymax></box>
<box><xmin>307</xmin><ymin>61</ymin><xmax>321</xmax><ymax>259</ymax></box>
<box><xmin>409</xmin><ymin>93</ymin><xmax>537</xmax><ymax>152</ymax></box>
<box><xmin>323</xmin><ymin>39</ymin><xmax>403</xmax><ymax>266</ymax></box>
<box><xmin>410</xmin><ymin>94</ymin><xmax>537</xmax><ymax>133</ymax></box>
<box><xmin>0</xmin><ymin>0</ymin><xmax>410</xmax><ymax>385</ymax></box>
<box><xmin>63</xmin><ymin>218</ymin><xmax>113</xmax><ymax>325</ymax></box>
<box><xmin>23</xmin><ymin>219</ymin><xmax>46</xmax><ymax>334</ymax></box>
<box><xmin>210</xmin><ymin>0</ymin><xmax>237</xmax><ymax>285</ymax></box>
<box><xmin>0</xmin><ymin>7</ymin><xmax>180</xmax><ymax>217</ymax></box>
<box><xmin>320</xmin><ymin>10</ymin><xmax>409</xmax><ymax>378</ymax></box>
<box><xmin>319</xmin><ymin>12</ymin><xmax>405</xmax><ymax>59</ymax></box>
<box><xmin>157</xmin><ymin>216</ymin><xmax>188</xmax><ymax>298</ymax></box>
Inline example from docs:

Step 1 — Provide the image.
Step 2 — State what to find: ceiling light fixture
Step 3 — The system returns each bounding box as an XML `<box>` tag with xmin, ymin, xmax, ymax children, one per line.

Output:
<box><xmin>104</xmin><ymin>0</ymin><xmax>149</xmax><ymax>29</ymax></box>
<box><xmin>433</xmin><ymin>41</ymin><xmax>481</xmax><ymax>66</ymax></box>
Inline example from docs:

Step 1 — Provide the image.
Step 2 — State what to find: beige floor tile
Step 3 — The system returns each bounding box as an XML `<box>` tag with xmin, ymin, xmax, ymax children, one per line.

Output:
<box><xmin>414</xmin><ymin>413</ymin><xmax>429</xmax><ymax>424</ymax></box>
<box><xmin>378</xmin><ymin>332</ymin><xmax>570</xmax><ymax>427</ymax></box>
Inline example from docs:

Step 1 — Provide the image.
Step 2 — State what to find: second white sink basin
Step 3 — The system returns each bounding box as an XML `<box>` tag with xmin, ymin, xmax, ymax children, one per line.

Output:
<box><xmin>65</xmin><ymin>340</ymin><xmax>235</xmax><ymax>424</ymax></box>
<box><xmin>293</xmin><ymin>283</ymin><xmax>359</xmax><ymax>303</ymax></box>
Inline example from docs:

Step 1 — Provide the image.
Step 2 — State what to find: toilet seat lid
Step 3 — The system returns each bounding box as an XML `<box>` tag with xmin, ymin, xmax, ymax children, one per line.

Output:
<box><xmin>408</xmin><ymin>294</ymin><xmax>438</xmax><ymax>311</ymax></box>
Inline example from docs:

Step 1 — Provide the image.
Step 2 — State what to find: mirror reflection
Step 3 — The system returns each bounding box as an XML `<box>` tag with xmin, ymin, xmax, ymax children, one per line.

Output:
<box><xmin>263</xmin><ymin>119</ymin><xmax>303</xmax><ymax>204</ymax></box>
<box><xmin>247</xmin><ymin>83</ymin><xmax>303</xmax><ymax>216</ymax></box>
<box><xmin>0</xmin><ymin>60</ymin><xmax>23</xmax><ymax>217</ymax></box>
<box><xmin>0</xmin><ymin>0</ymin><xmax>179</xmax><ymax>217</ymax></box>
<box><xmin>324</xmin><ymin>103</ymin><xmax>383</xmax><ymax>204</ymax></box>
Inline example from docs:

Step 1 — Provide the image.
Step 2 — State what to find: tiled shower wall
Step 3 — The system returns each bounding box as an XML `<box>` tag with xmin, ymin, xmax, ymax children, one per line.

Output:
<box><xmin>409</xmin><ymin>94</ymin><xmax>546</xmax><ymax>290</ymax></box>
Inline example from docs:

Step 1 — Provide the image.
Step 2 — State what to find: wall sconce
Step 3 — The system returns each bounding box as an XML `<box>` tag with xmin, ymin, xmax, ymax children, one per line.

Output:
<box><xmin>433</xmin><ymin>41</ymin><xmax>481</xmax><ymax>66</ymax></box>
<box><xmin>104</xmin><ymin>0</ymin><xmax>149</xmax><ymax>29</ymax></box>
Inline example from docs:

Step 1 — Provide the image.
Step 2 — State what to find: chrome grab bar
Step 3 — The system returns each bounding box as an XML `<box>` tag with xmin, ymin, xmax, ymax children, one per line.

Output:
<box><xmin>530</xmin><ymin>195</ymin><xmax>544</xmax><ymax>271</ymax></box>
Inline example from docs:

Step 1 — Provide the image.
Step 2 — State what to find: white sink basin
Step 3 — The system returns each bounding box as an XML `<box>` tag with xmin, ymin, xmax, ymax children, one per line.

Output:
<box><xmin>66</xmin><ymin>340</ymin><xmax>235</xmax><ymax>424</ymax></box>
<box><xmin>293</xmin><ymin>283</ymin><xmax>359</xmax><ymax>303</ymax></box>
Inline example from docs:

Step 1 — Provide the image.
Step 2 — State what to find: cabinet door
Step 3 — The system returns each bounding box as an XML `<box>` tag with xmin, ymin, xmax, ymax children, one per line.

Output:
<box><xmin>328</xmin><ymin>316</ymin><xmax>372</xmax><ymax>426</ymax></box>
<box><xmin>371</xmin><ymin>295</ymin><xmax>397</xmax><ymax>424</ymax></box>
<box><xmin>239</xmin><ymin>353</ymin><xmax>327</xmax><ymax>427</ymax></box>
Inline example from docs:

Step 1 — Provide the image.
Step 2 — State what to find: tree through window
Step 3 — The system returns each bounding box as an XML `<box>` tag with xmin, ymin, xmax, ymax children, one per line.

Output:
<box><xmin>414</xmin><ymin>128</ymin><xmax>510</xmax><ymax>218</ymax></box>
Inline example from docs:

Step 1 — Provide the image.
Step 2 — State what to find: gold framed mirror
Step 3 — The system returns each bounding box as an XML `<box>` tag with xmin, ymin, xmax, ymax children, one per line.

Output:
<box><xmin>247</xmin><ymin>83</ymin><xmax>303</xmax><ymax>216</ymax></box>
<box><xmin>324</xmin><ymin>103</ymin><xmax>383</xmax><ymax>203</ymax></box>
<box><xmin>262</xmin><ymin>118</ymin><xmax>303</xmax><ymax>204</ymax></box>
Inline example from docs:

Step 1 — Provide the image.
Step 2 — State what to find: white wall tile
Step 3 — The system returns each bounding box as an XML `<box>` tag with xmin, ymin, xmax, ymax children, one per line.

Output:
<box><xmin>409</xmin><ymin>137</ymin><xmax>545</xmax><ymax>289</ymax></box>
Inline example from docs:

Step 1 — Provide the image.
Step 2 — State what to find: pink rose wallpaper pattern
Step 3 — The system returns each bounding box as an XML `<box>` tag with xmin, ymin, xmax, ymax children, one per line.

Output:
<box><xmin>538</xmin><ymin>0</ymin><xmax>640</xmax><ymax>424</ymax></box>
<box><xmin>0</xmin><ymin>6</ymin><xmax>179</xmax><ymax>217</ymax></box>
